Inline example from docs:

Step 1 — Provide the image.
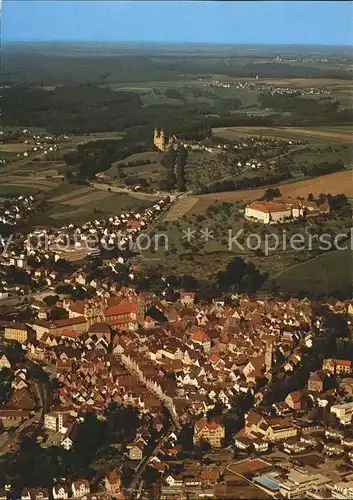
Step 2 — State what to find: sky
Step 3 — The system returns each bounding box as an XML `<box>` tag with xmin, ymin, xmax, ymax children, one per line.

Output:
<box><xmin>2</xmin><ymin>1</ymin><xmax>353</xmax><ymax>46</ymax></box>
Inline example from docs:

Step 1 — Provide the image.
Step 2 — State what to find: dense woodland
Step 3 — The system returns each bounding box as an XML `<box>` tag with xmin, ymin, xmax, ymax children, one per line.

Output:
<box><xmin>3</xmin><ymin>78</ymin><xmax>352</xmax><ymax>139</ymax></box>
<box><xmin>3</xmin><ymin>44</ymin><xmax>352</xmax><ymax>85</ymax></box>
<box><xmin>3</xmin><ymin>43</ymin><xmax>353</xmax><ymax>136</ymax></box>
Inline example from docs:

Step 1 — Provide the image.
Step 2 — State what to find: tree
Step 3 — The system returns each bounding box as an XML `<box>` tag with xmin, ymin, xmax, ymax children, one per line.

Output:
<box><xmin>0</xmin><ymin>368</ymin><xmax>13</xmax><ymax>404</ymax></box>
<box><xmin>175</xmin><ymin>145</ymin><xmax>188</xmax><ymax>191</ymax></box>
<box><xmin>104</xmin><ymin>402</ymin><xmax>140</xmax><ymax>445</ymax></box>
<box><xmin>43</xmin><ymin>294</ymin><xmax>60</xmax><ymax>307</ymax></box>
<box><xmin>72</xmin><ymin>413</ymin><xmax>106</xmax><ymax>471</ymax></box>
<box><xmin>261</xmin><ymin>187</ymin><xmax>281</xmax><ymax>201</ymax></box>
<box><xmin>143</xmin><ymin>466</ymin><xmax>160</xmax><ymax>487</ymax></box>
<box><xmin>55</xmin><ymin>284</ymin><xmax>73</xmax><ymax>295</ymax></box>
<box><xmin>217</xmin><ymin>257</ymin><xmax>266</xmax><ymax>294</ymax></box>
<box><xmin>28</xmin><ymin>364</ymin><xmax>49</xmax><ymax>383</ymax></box>
<box><xmin>50</xmin><ymin>307</ymin><xmax>69</xmax><ymax>321</ymax></box>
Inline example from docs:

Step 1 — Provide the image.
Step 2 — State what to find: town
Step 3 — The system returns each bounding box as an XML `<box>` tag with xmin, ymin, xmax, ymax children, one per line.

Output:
<box><xmin>1</xmin><ymin>1</ymin><xmax>353</xmax><ymax>498</ymax></box>
<box><xmin>0</xmin><ymin>187</ymin><xmax>352</xmax><ymax>499</ymax></box>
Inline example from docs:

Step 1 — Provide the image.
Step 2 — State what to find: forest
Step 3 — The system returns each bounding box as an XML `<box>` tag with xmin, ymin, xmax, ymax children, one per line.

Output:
<box><xmin>3</xmin><ymin>44</ymin><xmax>352</xmax><ymax>85</ymax></box>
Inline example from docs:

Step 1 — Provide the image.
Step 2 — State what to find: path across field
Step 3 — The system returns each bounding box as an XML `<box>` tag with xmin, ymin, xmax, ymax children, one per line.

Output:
<box><xmin>163</xmin><ymin>196</ymin><xmax>199</xmax><ymax>221</ymax></box>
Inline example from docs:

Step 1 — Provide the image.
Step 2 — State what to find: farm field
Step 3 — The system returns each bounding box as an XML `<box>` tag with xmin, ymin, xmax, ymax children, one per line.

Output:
<box><xmin>37</xmin><ymin>185</ymin><xmax>152</xmax><ymax>225</ymax></box>
<box><xmin>0</xmin><ymin>142</ymin><xmax>30</xmax><ymax>153</ymax></box>
<box><xmin>48</xmin><ymin>185</ymin><xmax>94</xmax><ymax>202</ymax></box>
<box><xmin>213</xmin><ymin>126</ymin><xmax>352</xmax><ymax>143</ymax></box>
<box><xmin>193</xmin><ymin>169</ymin><xmax>353</xmax><ymax>212</ymax></box>
<box><xmin>274</xmin><ymin>249</ymin><xmax>353</xmax><ymax>296</ymax></box>
<box><xmin>286</xmin><ymin>142</ymin><xmax>353</xmax><ymax>171</ymax></box>
<box><xmin>1</xmin><ymin>178</ymin><xmax>59</xmax><ymax>191</ymax></box>
<box><xmin>163</xmin><ymin>196</ymin><xmax>199</xmax><ymax>221</ymax></box>
<box><xmin>105</xmin><ymin>80</ymin><xmax>262</xmax><ymax>111</ymax></box>
<box><xmin>105</xmin><ymin>150</ymin><xmax>164</xmax><ymax>189</ymax></box>
<box><xmin>68</xmin><ymin>131</ymin><xmax>124</xmax><ymax>146</ymax></box>
<box><xmin>280</xmin><ymin>126</ymin><xmax>352</xmax><ymax>140</ymax></box>
<box><xmin>0</xmin><ymin>184</ymin><xmax>41</xmax><ymax>197</ymax></box>
<box><xmin>48</xmin><ymin>192</ymin><xmax>151</xmax><ymax>223</ymax></box>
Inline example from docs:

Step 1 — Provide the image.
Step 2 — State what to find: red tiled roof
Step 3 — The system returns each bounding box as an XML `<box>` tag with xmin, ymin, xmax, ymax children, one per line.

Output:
<box><xmin>88</xmin><ymin>322</ymin><xmax>111</xmax><ymax>334</ymax></box>
<box><xmin>53</xmin><ymin>316</ymin><xmax>86</xmax><ymax>327</ymax></box>
<box><xmin>104</xmin><ymin>302</ymin><xmax>140</xmax><ymax>317</ymax></box>
<box><xmin>247</xmin><ymin>201</ymin><xmax>288</xmax><ymax>213</ymax></box>
<box><xmin>195</xmin><ymin>417</ymin><xmax>222</xmax><ymax>432</ymax></box>
<box><xmin>106</xmin><ymin>318</ymin><xmax>137</xmax><ymax>327</ymax></box>
<box><xmin>191</xmin><ymin>330</ymin><xmax>210</xmax><ymax>343</ymax></box>
<box><xmin>127</xmin><ymin>220</ymin><xmax>141</xmax><ymax>230</ymax></box>
<box><xmin>336</xmin><ymin>359</ymin><xmax>352</xmax><ymax>367</ymax></box>
<box><xmin>62</xmin><ymin>329</ymin><xmax>82</xmax><ymax>338</ymax></box>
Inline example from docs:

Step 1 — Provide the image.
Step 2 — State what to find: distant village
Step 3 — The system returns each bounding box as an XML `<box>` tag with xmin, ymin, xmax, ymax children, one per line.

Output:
<box><xmin>0</xmin><ymin>128</ymin><xmax>69</xmax><ymax>164</ymax></box>
<box><xmin>201</xmin><ymin>78</ymin><xmax>330</xmax><ymax>97</ymax></box>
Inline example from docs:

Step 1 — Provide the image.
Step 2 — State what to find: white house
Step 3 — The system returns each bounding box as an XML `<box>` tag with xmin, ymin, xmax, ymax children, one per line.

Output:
<box><xmin>52</xmin><ymin>484</ymin><xmax>69</xmax><ymax>500</ymax></box>
<box><xmin>71</xmin><ymin>480</ymin><xmax>90</xmax><ymax>498</ymax></box>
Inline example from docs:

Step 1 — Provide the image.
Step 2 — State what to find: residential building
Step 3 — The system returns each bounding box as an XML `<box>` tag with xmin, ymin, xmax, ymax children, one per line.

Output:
<box><xmin>52</xmin><ymin>485</ymin><xmax>69</xmax><ymax>500</ymax></box>
<box><xmin>193</xmin><ymin>417</ymin><xmax>225</xmax><ymax>448</ymax></box>
<box><xmin>71</xmin><ymin>480</ymin><xmax>90</xmax><ymax>498</ymax></box>
<box><xmin>21</xmin><ymin>488</ymin><xmax>50</xmax><ymax>500</ymax></box>
<box><xmin>0</xmin><ymin>353</ymin><xmax>11</xmax><ymax>370</ymax></box>
<box><xmin>44</xmin><ymin>411</ymin><xmax>67</xmax><ymax>434</ymax></box>
<box><xmin>245</xmin><ymin>410</ymin><xmax>298</xmax><ymax>441</ymax></box>
<box><xmin>322</xmin><ymin>358</ymin><xmax>352</xmax><ymax>375</ymax></box>
<box><xmin>308</xmin><ymin>371</ymin><xmax>327</xmax><ymax>393</ymax></box>
<box><xmin>285</xmin><ymin>390</ymin><xmax>306</xmax><ymax>411</ymax></box>
<box><xmin>180</xmin><ymin>290</ymin><xmax>196</xmax><ymax>306</ymax></box>
<box><xmin>4</xmin><ymin>323</ymin><xmax>35</xmax><ymax>343</ymax></box>
<box><xmin>331</xmin><ymin>402</ymin><xmax>353</xmax><ymax>425</ymax></box>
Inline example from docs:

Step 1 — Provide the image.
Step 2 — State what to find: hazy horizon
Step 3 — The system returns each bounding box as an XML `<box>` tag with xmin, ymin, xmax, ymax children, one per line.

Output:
<box><xmin>3</xmin><ymin>40</ymin><xmax>353</xmax><ymax>48</ymax></box>
<box><xmin>3</xmin><ymin>1</ymin><xmax>353</xmax><ymax>46</ymax></box>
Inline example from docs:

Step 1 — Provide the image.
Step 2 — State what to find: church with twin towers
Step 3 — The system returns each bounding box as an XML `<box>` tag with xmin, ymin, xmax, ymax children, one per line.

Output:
<box><xmin>153</xmin><ymin>126</ymin><xmax>179</xmax><ymax>152</ymax></box>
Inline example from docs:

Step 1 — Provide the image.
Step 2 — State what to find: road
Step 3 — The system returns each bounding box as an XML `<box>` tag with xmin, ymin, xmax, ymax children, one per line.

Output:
<box><xmin>90</xmin><ymin>182</ymin><xmax>172</xmax><ymax>201</ymax></box>
<box><xmin>125</xmin><ymin>428</ymin><xmax>171</xmax><ymax>500</ymax></box>
<box><xmin>26</xmin><ymin>357</ymin><xmax>52</xmax><ymax>417</ymax></box>
<box><xmin>0</xmin><ymin>411</ymin><xmax>41</xmax><ymax>456</ymax></box>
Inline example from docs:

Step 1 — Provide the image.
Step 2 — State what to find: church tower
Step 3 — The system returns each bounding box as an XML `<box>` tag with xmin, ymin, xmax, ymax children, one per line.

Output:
<box><xmin>159</xmin><ymin>127</ymin><xmax>165</xmax><ymax>151</ymax></box>
<box><xmin>265</xmin><ymin>341</ymin><xmax>273</xmax><ymax>372</ymax></box>
<box><xmin>154</xmin><ymin>126</ymin><xmax>159</xmax><ymax>143</ymax></box>
<box><xmin>153</xmin><ymin>126</ymin><xmax>166</xmax><ymax>151</ymax></box>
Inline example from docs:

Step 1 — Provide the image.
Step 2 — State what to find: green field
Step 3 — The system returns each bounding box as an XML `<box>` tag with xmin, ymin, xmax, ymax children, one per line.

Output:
<box><xmin>274</xmin><ymin>249</ymin><xmax>353</xmax><ymax>296</ymax></box>
<box><xmin>288</xmin><ymin>143</ymin><xmax>353</xmax><ymax>170</ymax></box>
<box><xmin>45</xmin><ymin>185</ymin><xmax>151</xmax><ymax>223</ymax></box>
<box><xmin>0</xmin><ymin>185</ymin><xmax>41</xmax><ymax>197</ymax></box>
<box><xmin>105</xmin><ymin>150</ymin><xmax>165</xmax><ymax>190</ymax></box>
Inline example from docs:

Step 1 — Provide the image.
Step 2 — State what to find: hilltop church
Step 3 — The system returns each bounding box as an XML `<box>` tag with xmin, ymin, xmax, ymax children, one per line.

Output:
<box><xmin>153</xmin><ymin>126</ymin><xmax>178</xmax><ymax>152</ymax></box>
